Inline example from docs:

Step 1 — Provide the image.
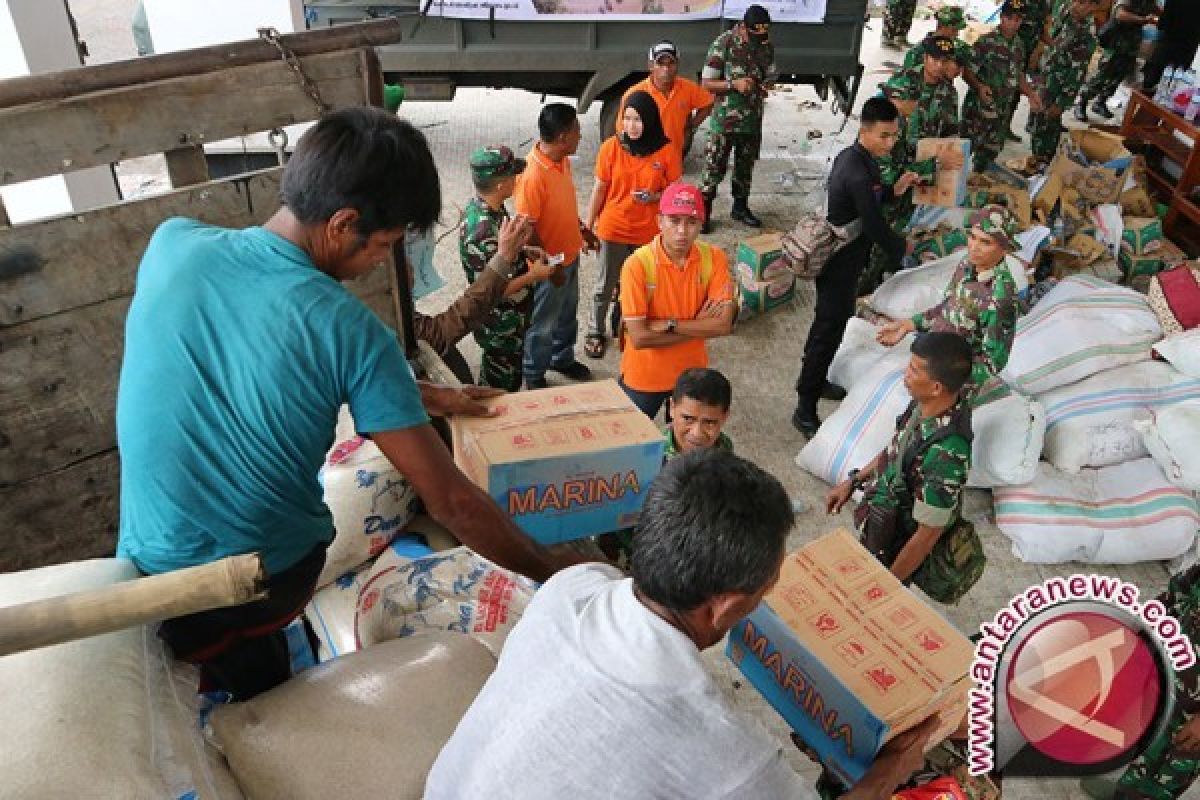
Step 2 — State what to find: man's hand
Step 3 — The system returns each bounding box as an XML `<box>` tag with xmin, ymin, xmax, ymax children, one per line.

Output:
<box><xmin>1026</xmin><ymin>91</ymin><xmax>1045</xmax><ymax>113</ymax></box>
<box><xmin>876</xmin><ymin>318</ymin><xmax>915</xmax><ymax>346</ymax></box>
<box><xmin>978</xmin><ymin>85</ymin><xmax>994</xmax><ymax>105</ymax></box>
<box><xmin>1174</xmin><ymin>716</ymin><xmax>1200</xmax><ymax>758</ymax></box>
<box><xmin>732</xmin><ymin>77</ymin><xmax>755</xmax><ymax>94</ymax></box>
<box><xmin>581</xmin><ymin>225</ymin><xmax>601</xmax><ymax>254</ymax></box>
<box><xmin>648</xmin><ymin>318</ymin><xmax>671</xmax><ymax>334</ymax></box>
<box><xmin>826</xmin><ymin>479</ymin><xmax>856</xmax><ymax>515</ymax></box>
<box><xmin>419</xmin><ymin>383</ymin><xmax>506</xmax><ymax>417</ymax></box>
<box><xmin>843</xmin><ymin>714</ymin><xmax>941</xmax><ymax>800</ymax></box>
<box><xmin>894</xmin><ymin>171</ymin><xmax>921</xmax><ymax>195</ymax></box>
<box><xmin>935</xmin><ymin>144</ymin><xmax>964</xmax><ymax>171</ymax></box>
<box><xmin>528</xmin><ymin>256</ymin><xmax>557</xmax><ymax>281</ymax></box>
<box><xmin>497</xmin><ymin>214</ymin><xmax>535</xmax><ymax>263</ymax></box>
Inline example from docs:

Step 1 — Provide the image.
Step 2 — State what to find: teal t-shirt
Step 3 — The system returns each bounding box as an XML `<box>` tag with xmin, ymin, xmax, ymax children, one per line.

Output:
<box><xmin>116</xmin><ymin>218</ymin><xmax>428</xmax><ymax>577</ymax></box>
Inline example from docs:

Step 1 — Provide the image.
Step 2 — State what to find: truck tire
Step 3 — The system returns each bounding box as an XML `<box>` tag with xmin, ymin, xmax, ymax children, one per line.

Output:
<box><xmin>599</xmin><ymin>95</ymin><xmax>620</xmax><ymax>140</ymax></box>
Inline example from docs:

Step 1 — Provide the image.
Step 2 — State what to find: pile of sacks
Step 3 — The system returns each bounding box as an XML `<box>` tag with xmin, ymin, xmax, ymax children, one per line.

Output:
<box><xmin>798</xmin><ymin>267</ymin><xmax>1200</xmax><ymax>567</ymax></box>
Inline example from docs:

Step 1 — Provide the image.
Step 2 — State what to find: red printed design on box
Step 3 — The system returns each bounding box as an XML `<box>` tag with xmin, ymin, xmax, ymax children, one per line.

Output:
<box><xmin>865</xmin><ymin>664</ymin><xmax>901</xmax><ymax>694</ymax></box>
<box><xmin>808</xmin><ymin>610</ymin><xmax>843</xmax><ymax>638</ymax></box>
<box><xmin>836</xmin><ymin>637</ymin><xmax>871</xmax><ymax>666</ymax></box>
<box><xmin>915</xmin><ymin>628</ymin><xmax>946</xmax><ymax>654</ymax></box>
<box><xmin>887</xmin><ymin>605</ymin><xmax>919</xmax><ymax>630</ymax></box>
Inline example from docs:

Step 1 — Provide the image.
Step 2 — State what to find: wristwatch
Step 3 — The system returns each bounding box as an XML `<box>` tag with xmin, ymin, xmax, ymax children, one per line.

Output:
<box><xmin>847</xmin><ymin>468</ymin><xmax>865</xmax><ymax>490</ymax></box>
<box><xmin>726</xmin><ymin>78</ymin><xmax>733</xmax><ymax>92</ymax></box>
<box><xmin>665</xmin><ymin>318</ymin><xmax>678</xmax><ymax>333</ymax></box>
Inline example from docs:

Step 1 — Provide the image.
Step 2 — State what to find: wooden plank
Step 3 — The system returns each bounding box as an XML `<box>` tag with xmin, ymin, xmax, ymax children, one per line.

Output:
<box><xmin>0</xmin><ymin>169</ymin><xmax>282</xmax><ymax>327</ymax></box>
<box><xmin>0</xmin><ymin>297</ymin><xmax>128</xmax><ymax>486</ymax></box>
<box><xmin>164</xmin><ymin>145</ymin><xmax>210</xmax><ymax>188</ymax></box>
<box><xmin>0</xmin><ymin>51</ymin><xmax>368</xmax><ymax>186</ymax></box>
<box><xmin>0</xmin><ymin>20</ymin><xmax>401</xmax><ymax>109</ymax></box>
<box><xmin>0</xmin><ymin>451</ymin><xmax>119</xmax><ymax>572</ymax></box>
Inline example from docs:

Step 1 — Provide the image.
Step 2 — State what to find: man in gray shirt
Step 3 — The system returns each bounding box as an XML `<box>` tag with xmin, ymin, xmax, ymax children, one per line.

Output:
<box><xmin>426</xmin><ymin>449</ymin><xmax>939</xmax><ymax>799</ymax></box>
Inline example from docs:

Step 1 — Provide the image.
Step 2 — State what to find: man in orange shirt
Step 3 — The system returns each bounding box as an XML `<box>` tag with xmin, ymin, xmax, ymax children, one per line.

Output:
<box><xmin>619</xmin><ymin>183</ymin><xmax>736</xmax><ymax>420</ymax></box>
<box><xmin>619</xmin><ymin>41</ymin><xmax>715</xmax><ymax>163</ymax></box>
<box><xmin>515</xmin><ymin>103</ymin><xmax>601</xmax><ymax>389</ymax></box>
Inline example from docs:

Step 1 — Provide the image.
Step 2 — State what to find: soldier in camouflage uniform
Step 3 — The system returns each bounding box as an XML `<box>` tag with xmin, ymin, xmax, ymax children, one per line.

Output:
<box><xmin>882</xmin><ymin>0</ymin><xmax>918</xmax><ymax>49</ymax></box>
<box><xmin>459</xmin><ymin>146</ymin><xmax>555</xmax><ymax>391</ymax></box>
<box><xmin>1028</xmin><ymin>0</ymin><xmax>1101</xmax><ymax>162</ymax></box>
<box><xmin>861</xmin><ymin>38</ymin><xmax>963</xmax><ymax>293</ymax></box>
<box><xmin>901</xmin><ymin>6</ymin><xmax>972</xmax><ymax>71</ymax></box>
<box><xmin>699</xmin><ymin>4</ymin><xmax>774</xmax><ymax>232</ymax></box>
<box><xmin>826</xmin><ymin>332</ymin><xmax>979</xmax><ymax>599</ymax></box>
<box><xmin>1076</xmin><ymin>0</ymin><xmax>1159</xmax><ymax>121</ymax></box>
<box><xmin>962</xmin><ymin>0</ymin><xmax>1043</xmax><ymax>172</ymax></box>
<box><xmin>877</xmin><ymin>205</ymin><xmax>1022</xmax><ymax>397</ymax></box>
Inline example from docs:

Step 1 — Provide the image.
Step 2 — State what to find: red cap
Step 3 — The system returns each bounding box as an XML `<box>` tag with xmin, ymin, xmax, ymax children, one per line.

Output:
<box><xmin>659</xmin><ymin>182</ymin><xmax>706</xmax><ymax>223</ymax></box>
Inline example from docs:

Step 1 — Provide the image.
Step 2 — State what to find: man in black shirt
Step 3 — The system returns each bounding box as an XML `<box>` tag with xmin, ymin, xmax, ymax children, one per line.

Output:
<box><xmin>792</xmin><ymin>97</ymin><xmax>919</xmax><ymax>436</ymax></box>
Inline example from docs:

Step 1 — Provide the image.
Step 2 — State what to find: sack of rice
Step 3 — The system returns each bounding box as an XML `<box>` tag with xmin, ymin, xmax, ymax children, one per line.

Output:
<box><xmin>1136</xmin><ymin>401</ymin><xmax>1200</xmax><ymax>492</ymax></box>
<box><xmin>869</xmin><ymin>253</ymin><xmax>960</xmax><ymax>321</ymax></box>
<box><xmin>1039</xmin><ymin>361</ymin><xmax>1200</xmax><ymax>473</ymax></box>
<box><xmin>827</xmin><ymin>317</ymin><xmax>913</xmax><ymax>394</ymax></box>
<box><xmin>355</xmin><ymin>546</ymin><xmax>537</xmax><ymax>658</ymax></box>
<box><xmin>1001</xmin><ymin>275</ymin><xmax>1163</xmax><ymax>395</ymax></box>
<box><xmin>317</xmin><ymin>432</ymin><xmax>419</xmax><ymax>587</ymax></box>
<box><xmin>0</xmin><ymin>559</ymin><xmax>243</xmax><ymax>799</ymax></box>
<box><xmin>966</xmin><ymin>381</ymin><xmax>1045</xmax><ymax>488</ymax></box>
<box><xmin>1155</xmin><ymin>330</ymin><xmax>1200</xmax><ymax>379</ymax></box>
<box><xmin>993</xmin><ymin>459</ymin><xmax>1200</xmax><ymax>564</ymax></box>
<box><xmin>210</xmin><ymin>633</ymin><xmax>495</xmax><ymax>800</ymax></box>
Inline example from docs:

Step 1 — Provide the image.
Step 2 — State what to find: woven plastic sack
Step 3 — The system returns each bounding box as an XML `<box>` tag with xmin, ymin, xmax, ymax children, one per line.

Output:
<box><xmin>1136</xmin><ymin>401</ymin><xmax>1200</xmax><ymax>491</ymax></box>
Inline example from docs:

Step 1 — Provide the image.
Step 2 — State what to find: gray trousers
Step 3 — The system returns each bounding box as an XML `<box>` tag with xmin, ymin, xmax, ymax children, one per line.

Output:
<box><xmin>590</xmin><ymin>240</ymin><xmax>637</xmax><ymax>337</ymax></box>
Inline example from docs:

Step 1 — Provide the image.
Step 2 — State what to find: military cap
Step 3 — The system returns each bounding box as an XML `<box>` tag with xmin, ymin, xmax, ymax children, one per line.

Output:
<box><xmin>743</xmin><ymin>4</ymin><xmax>771</xmax><ymax>37</ymax></box>
<box><xmin>925</xmin><ymin>35</ymin><xmax>959</xmax><ymax>61</ymax></box>
<box><xmin>935</xmin><ymin>5</ymin><xmax>967</xmax><ymax>28</ymax></box>
<box><xmin>469</xmin><ymin>145</ymin><xmax>526</xmax><ymax>181</ymax></box>
<box><xmin>1000</xmin><ymin>0</ymin><xmax>1027</xmax><ymax>15</ymax></box>
<box><xmin>968</xmin><ymin>204</ymin><xmax>1022</xmax><ymax>252</ymax></box>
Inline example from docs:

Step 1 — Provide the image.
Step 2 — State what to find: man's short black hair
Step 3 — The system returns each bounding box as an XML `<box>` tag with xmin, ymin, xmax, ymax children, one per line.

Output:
<box><xmin>912</xmin><ymin>332</ymin><xmax>974</xmax><ymax>393</ymax></box>
<box><xmin>538</xmin><ymin>103</ymin><xmax>578</xmax><ymax>143</ymax></box>
<box><xmin>280</xmin><ymin>107</ymin><xmax>441</xmax><ymax>236</ymax></box>
<box><xmin>860</xmin><ymin>96</ymin><xmax>900</xmax><ymax>127</ymax></box>
<box><xmin>672</xmin><ymin>368</ymin><xmax>732</xmax><ymax>412</ymax></box>
<box><xmin>632</xmin><ymin>450</ymin><xmax>793</xmax><ymax>612</ymax></box>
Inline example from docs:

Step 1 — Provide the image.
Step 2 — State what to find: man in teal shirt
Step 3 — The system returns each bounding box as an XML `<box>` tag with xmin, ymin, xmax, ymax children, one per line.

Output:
<box><xmin>117</xmin><ymin>108</ymin><xmax>577</xmax><ymax>699</ymax></box>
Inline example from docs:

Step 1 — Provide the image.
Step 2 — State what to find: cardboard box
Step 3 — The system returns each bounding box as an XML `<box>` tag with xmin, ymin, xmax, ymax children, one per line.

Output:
<box><xmin>727</xmin><ymin>529</ymin><xmax>973</xmax><ymax>787</ymax></box>
<box><xmin>1048</xmin><ymin>129</ymin><xmax>1133</xmax><ymax>206</ymax></box>
<box><xmin>913</xmin><ymin>138</ymin><xmax>972</xmax><ymax>208</ymax></box>
<box><xmin>1119</xmin><ymin>244</ymin><xmax>1165</xmax><ymax>285</ymax></box>
<box><xmin>450</xmin><ymin>380</ymin><xmax>664</xmax><ymax>545</ymax></box>
<box><xmin>735</xmin><ymin>232</ymin><xmax>795</xmax><ymax>315</ymax></box>
<box><xmin>1122</xmin><ymin>216</ymin><xmax>1165</xmax><ymax>255</ymax></box>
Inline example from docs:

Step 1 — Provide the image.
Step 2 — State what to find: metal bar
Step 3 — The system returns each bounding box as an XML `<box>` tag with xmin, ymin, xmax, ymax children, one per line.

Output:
<box><xmin>0</xmin><ymin>19</ymin><xmax>403</xmax><ymax>110</ymax></box>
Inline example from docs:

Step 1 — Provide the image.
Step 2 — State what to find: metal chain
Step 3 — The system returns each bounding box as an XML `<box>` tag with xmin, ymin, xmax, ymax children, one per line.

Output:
<box><xmin>257</xmin><ymin>27</ymin><xmax>329</xmax><ymax>117</ymax></box>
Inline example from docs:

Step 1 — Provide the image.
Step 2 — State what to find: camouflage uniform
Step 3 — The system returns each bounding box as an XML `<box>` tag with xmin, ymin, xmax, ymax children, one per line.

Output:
<box><xmin>902</xmin><ymin>7</ymin><xmax>970</xmax><ymax>69</ymax></box>
<box><xmin>1114</xmin><ymin>564</ymin><xmax>1200</xmax><ymax>800</ymax></box>
<box><xmin>912</xmin><ymin>255</ymin><xmax>1020</xmax><ymax>394</ymax></box>
<box><xmin>883</xmin><ymin>0</ymin><xmax>918</xmax><ymax>45</ymax></box>
<box><xmin>663</xmin><ymin>428</ymin><xmax>733</xmax><ymax>461</ymax></box>
<box><xmin>1017</xmin><ymin>0</ymin><xmax>1052</xmax><ymax>61</ymax></box>
<box><xmin>902</xmin><ymin>37</ymin><xmax>972</xmax><ymax>73</ymax></box>
<box><xmin>459</xmin><ymin>196</ymin><xmax>532</xmax><ymax>392</ymax></box>
<box><xmin>1028</xmin><ymin>6</ymin><xmax>1096</xmax><ymax>159</ymax></box>
<box><xmin>862</xmin><ymin>63</ymin><xmax>961</xmax><ymax>293</ymax></box>
<box><xmin>963</xmin><ymin>26</ymin><xmax>1029</xmax><ymax>171</ymax></box>
<box><xmin>699</xmin><ymin>28</ymin><xmax>774</xmax><ymax>202</ymax></box>
<box><xmin>1081</xmin><ymin>0</ymin><xmax>1158</xmax><ymax>104</ymax></box>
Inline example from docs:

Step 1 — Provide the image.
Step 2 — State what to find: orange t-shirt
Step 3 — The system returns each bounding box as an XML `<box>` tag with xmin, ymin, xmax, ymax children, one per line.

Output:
<box><xmin>594</xmin><ymin>138</ymin><xmax>683</xmax><ymax>246</ymax></box>
<box><xmin>620</xmin><ymin>77</ymin><xmax>714</xmax><ymax>159</ymax></box>
<box><xmin>619</xmin><ymin>236</ymin><xmax>734</xmax><ymax>393</ymax></box>
<box><xmin>514</xmin><ymin>145</ymin><xmax>583</xmax><ymax>263</ymax></box>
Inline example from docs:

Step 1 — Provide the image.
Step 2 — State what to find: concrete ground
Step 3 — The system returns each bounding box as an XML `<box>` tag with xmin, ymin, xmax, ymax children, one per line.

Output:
<box><xmin>68</xmin><ymin>1</ymin><xmax>1192</xmax><ymax>796</ymax></box>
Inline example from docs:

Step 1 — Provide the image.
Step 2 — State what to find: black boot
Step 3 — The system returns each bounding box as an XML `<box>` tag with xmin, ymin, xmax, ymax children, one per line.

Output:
<box><xmin>791</xmin><ymin>398</ymin><xmax>820</xmax><ymax>437</ymax></box>
<box><xmin>701</xmin><ymin>193</ymin><xmax>714</xmax><ymax>234</ymax></box>
<box><xmin>1074</xmin><ymin>98</ymin><xmax>1089</xmax><ymax>123</ymax></box>
<box><xmin>731</xmin><ymin>197</ymin><xmax>762</xmax><ymax>228</ymax></box>
<box><xmin>1090</xmin><ymin>97</ymin><xmax>1114</xmax><ymax>119</ymax></box>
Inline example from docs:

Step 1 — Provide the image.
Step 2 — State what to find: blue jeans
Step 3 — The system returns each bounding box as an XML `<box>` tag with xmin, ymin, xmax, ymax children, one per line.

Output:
<box><xmin>619</xmin><ymin>377</ymin><xmax>672</xmax><ymax>422</ymax></box>
<box><xmin>523</xmin><ymin>258</ymin><xmax>580</xmax><ymax>382</ymax></box>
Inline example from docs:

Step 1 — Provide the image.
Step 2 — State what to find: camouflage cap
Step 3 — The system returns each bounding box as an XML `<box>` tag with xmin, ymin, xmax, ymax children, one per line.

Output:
<box><xmin>968</xmin><ymin>204</ymin><xmax>1021</xmax><ymax>252</ymax></box>
<box><xmin>924</xmin><ymin>35</ymin><xmax>959</xmax><ymax>61</ymax></box>
<box><xmin>743</xmin><ymin>4</ymin><xmax>771</xmax><ymax>37</ymax></box>
<box><xmin>1000</xmin><ymin>0</ymin><xmax>1027</xmax><ymax>15</ymax></box>
<box><xmin>934</xmin><ymin>5</ymin><xmax>967</xmax><ymax>28</ymax></box>
<box><xmin>469</xmin><ymin>145</ymin><xmax>526</xmax><ymax>181</ymax></box>
<box><xmin>881</xmin><ymin>70</ymin><xmax>921</xmax><ymax>101</ymax></box>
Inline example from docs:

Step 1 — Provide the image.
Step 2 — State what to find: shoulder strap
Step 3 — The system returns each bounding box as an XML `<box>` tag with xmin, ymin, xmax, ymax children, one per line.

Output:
<box><xmin>695</xmin><ymin>241</ymin><xmax>714</xmax><ymax>288</ymax></box>
<box><xmin>634</xmin><ymin>244</ymin><xmax>657</xmax><ymax>305</ymax></box>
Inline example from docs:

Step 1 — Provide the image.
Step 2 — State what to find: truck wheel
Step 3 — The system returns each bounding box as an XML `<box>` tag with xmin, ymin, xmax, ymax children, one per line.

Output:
<box><xmin>599</xmin><ymin>96</ymin><xmax>619</xmax><ymax>140</ymax></box>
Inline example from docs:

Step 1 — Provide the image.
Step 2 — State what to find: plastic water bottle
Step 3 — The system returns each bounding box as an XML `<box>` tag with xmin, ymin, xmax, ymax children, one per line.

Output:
<box><xmin>1172</xmin><ymin>70</ymin><xmax>1194</xmax><ymax>114</ymax></box>
<box><xmin>1052</xmin><ymin>215</ymin><xmax>1066</xmax><ymax>246</ymax></box>
<box><xmin>1156</xmin><ymin>67</ymin><xmax>1177</xmax><ymax>105</ymax></box>
<box><xmin>1187</xmin><ymin>87</ymin><xmax>1200</xmax><ymax>123</ymax></box>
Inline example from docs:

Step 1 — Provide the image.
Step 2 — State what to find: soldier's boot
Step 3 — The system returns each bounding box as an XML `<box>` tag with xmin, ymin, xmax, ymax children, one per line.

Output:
<box><xmin>731</xmin><ymin>197</ymin><xmax>762</xmax><ymax>228</ymax></box>
<box><xmin>1090</xmin><ymin>96</ymin><xmax>1114</xmax><ymax>120</ymax></box>
<box><xmin>701</xmin><ymin>193</ymin><xmax>715</xmax><ymax>234</ymax></box>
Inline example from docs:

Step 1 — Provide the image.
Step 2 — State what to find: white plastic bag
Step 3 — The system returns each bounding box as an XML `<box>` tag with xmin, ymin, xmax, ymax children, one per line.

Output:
<box><xmin>1038</xmin><ymin>361</ymin><xmax>1200</xmax><ymax>472</ymax></box>
<box><xmin>1001</xmin><ymin>275</ymin><xmax>1163</xmax><ymax>394</ymax></box>
<box><xmin>993</xmin><ymin>459</ymin><xmax>1199</xmax><ymax>564</ymax></box>
<box><xmin>355</xmin><ymin>546</ymin><xmax>537</xmax><ymax>658</ymax></box>
<box><xmin>1136</xmin><ymin>401</ymin><xmax>1200</xmax><ymax>491</ymax></box>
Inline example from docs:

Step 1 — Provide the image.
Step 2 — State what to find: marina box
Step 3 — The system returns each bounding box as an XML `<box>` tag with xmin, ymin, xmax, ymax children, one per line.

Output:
<box><xmin>451</xmin><ymin>380</ymin><xmax>664</xmax><ymax>545</ymax></box>
<box><xmin>727</xmin><ymin>529</ymin><xmax>973</xmax><ymax>787</ymax></box>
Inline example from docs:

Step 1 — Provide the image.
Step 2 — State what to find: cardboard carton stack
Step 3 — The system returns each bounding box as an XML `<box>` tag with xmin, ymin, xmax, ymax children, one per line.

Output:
<box><xmin>735</xmin><ymin>232</ymin><xmax>795</xmax><ymax>317</ymax></box>
<box><xmin>728</xmin><ymin>529</ymin><xmax>973</xmax><ymax>788</ymax></box>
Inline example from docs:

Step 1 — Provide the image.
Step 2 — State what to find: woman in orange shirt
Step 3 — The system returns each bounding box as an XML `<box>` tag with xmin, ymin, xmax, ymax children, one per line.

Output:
<box><xmin>583</xmin><ymin>91</ymin><xmax>682</xmax><ymax>359</ymax></box>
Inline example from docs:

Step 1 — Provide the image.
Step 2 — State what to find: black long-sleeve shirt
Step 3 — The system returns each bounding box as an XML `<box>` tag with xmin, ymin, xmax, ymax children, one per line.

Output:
<box><xmin>827</xmin><ymin>141</ymin><xmax>906</xmax><ymax>265</ymax></box>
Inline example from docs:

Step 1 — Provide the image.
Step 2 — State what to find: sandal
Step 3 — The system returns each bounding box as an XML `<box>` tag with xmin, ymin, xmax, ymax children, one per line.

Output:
<box><xmin>584</xmin><ymin>333</ymin><xmax>607</xmax><ymax>359</ymax></box>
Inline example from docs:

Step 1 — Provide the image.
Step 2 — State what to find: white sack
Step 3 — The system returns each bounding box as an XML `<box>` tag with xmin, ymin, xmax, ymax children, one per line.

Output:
<box><xmin>869</xmin><ymin>253</ymin><xmax>960</xmax><ymax>321</ymax></box>
<box><xmin>304</xmin><ymin>565</ymin><xmax>372</xmax><ymax>663</ymax></box>
<box><xmin>827</xmin><ymin>317</ymin><xmax>913</xmax><ymax>393</ymax></box>
<box><xmin>966</xmin><ymin>383</ymin><xmax>1046</xmax><ymax>488</ymax></box>
<box><xmin>993</xmin><ymin>459</ymin><xmax>1199</xmax><ymax>564</ymax></box>
<box><xmin>1155</xmin><ymin>330</ymin><xmax>1200</xmax><ymax>378</ymax></box>
<box><xmin>210</xmin><ymin>633</ymin><xmax>495</xmax><ymax>800</ymax></box>
<box><xmin>1136</xmin><ymin>400</ymin><xmax>1200</xmax><ymax>491</ymax></box>
<box><xmin>1001</xmin><ymin>275</ymin><xmax>1163</xmax><ymax>394</ymax></box>
<box><xmin>1038</xmin><ymin>361</ymin><xmax>1200</xmax><ymax>472</ymax></box>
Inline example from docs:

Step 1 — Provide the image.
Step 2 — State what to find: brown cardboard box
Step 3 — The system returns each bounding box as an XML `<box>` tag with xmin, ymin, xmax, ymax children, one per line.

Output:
<box><xmin>1048</xmin><ymin>129</ymin><xmax>1132</xmax><ymax>206</ymax></box>
<box><xmin>450</xmin><ymin>380</ymin><xmax>664</xmax><ymax>544</ymax></box>
<box><xmin>914</xmin><ymin>138</ymin><xmax>971</xmax><ymax>208</ymax></box>
<box><xmin>727</xmin><ymin>529</ymin><xmax>973</xmax><ymax>786</ymax></box>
